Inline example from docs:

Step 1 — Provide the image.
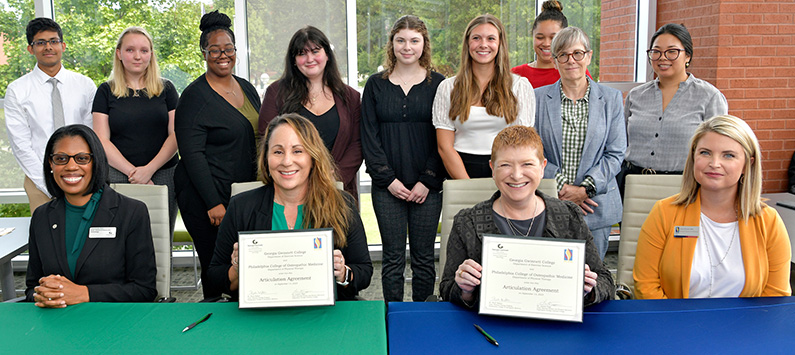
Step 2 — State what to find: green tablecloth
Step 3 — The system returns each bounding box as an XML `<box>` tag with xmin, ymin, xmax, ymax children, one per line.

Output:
<box><xmin>0</xmin><ymin>301</ymin><xmax>386</xmax><ymax>354</ymax></box>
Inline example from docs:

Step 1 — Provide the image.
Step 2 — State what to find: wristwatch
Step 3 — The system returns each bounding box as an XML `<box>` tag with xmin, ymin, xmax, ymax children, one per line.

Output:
<box><xmin>336</xmin><ymin>266</ymin><xmax>351</xmax><ymax>286</ymax></box>
<box><xmin>583</xmin><ymin>184</ymin><xmax>596</xmax><ymax>198</ymax></box>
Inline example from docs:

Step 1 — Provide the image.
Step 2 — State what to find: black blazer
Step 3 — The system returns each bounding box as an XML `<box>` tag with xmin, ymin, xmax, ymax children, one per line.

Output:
<box><xmin>25</xmin><ymin>187</ymin><xmax>157</xmax><ymax>302</ymax></box>
<box><xmin>174</xmin><ymin>74</ymin><xmax>261</xmax><ymax>209</ymax></box>
<box><xmin>207</xmin><ymin>184</ymin><xmax>373</xmax><ymax>300</ymax></box>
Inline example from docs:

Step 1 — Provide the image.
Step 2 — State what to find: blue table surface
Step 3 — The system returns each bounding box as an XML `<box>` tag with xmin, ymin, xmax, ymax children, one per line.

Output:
<box><xmin>387</xmin><ymin>297</ymin><xmax>795</xmax><ymax>354</ymax></box>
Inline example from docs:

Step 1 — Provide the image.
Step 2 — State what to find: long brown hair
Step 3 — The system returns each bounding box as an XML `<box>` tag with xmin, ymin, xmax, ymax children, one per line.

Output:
<box><xmin>382</xmin><ymin>15</ymin><xmax>432</xmax><ymax>80</ymax></box>
<box><xmin>259</xmin><ymin>113</ymin><xmax>351</xmax><ymax>246</ymax></box>
<box><xmin>278</xmin><ymin>26</ymin><xmax>349</xmax><ymax>114</ymax></box>
<box><xmin>449</xmin><ymin>14</ymin><xmax>517</xmax><ymax>124</ymax></box>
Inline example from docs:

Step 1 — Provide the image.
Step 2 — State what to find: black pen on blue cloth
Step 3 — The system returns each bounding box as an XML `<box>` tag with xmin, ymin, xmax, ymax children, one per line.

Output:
<box><xmin>182</xmin><ymin>313</ymin><xmax>212</xmax><ymax>333</ymax></box>
<box><xmin>474</xmin><ymin>324</ymin><xmax>499</xmax><ymax>346</ymax></box>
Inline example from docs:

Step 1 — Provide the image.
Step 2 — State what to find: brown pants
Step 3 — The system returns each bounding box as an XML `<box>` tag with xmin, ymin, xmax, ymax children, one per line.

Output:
<box><xmin>24</xmin><ymin>176</ymin><xmax>51</xmax><ymax>214</ymax></box>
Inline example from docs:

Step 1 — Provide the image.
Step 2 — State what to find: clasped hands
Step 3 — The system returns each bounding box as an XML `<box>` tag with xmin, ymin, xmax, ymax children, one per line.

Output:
<box><xmin>32</xmin><ymin>274</ymin><xmax>89</xmax><ymax>308</ymax></box>
<box><xmin>387</xmin><ymin>179</ymin><xmax>429</xmax><ymax>204</ymax></box>
<box><xmin>559</xmin><ymin>184</ymin><xmax>598</xmax><ymax>215</ymax></box>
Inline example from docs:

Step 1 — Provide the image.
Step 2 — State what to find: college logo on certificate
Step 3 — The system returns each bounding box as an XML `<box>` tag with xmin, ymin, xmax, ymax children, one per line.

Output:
<box><xmin>479</xmin><ymin>234</ymin><xmax>585</xmax><ymax>322</ymax></box>
<box><xmin>238</xmin><ymin>229</ymin><xmax>335</xmax><ymax>309</ymax></box>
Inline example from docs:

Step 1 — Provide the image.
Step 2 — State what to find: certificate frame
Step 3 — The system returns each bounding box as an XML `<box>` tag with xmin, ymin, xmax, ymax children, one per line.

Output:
<box><xmin>238</xmin><ymin>229</ymin><xmax>335</xmax><ymax>309</ymax></box>
<box><xmin>479</xmin><ymin>234</ymin><xmax>585</xmax><ymax>322</ymax></box>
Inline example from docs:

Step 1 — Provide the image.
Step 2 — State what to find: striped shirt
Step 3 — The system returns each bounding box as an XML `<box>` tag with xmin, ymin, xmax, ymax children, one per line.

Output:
<box><xmin>624</xmin><ymin>74</ymin><xmax>728</xmax><ymax>172</ymax></box>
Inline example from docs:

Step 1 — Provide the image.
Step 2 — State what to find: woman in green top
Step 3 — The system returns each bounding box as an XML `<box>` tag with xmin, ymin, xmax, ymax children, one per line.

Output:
<box><xmin>25</xmin><ymin>124</ymin><xmax>157</xmax><ymax>307</ymax></box>
<box><xmin>207</xmin><ymin>114</ymin><xmax>373</xmax><ymax>300</ymax></box>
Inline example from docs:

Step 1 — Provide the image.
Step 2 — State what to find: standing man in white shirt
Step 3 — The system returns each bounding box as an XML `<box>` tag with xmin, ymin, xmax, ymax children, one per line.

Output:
<box><xmin>5</xmin><ymin>18</ymin><xmax>96</xmax><ymax>213</ymax></box>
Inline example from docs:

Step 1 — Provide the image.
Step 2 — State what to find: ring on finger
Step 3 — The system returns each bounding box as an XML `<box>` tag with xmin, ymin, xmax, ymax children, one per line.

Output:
<box><xmin>458</xmin><ymin>270</ymin><xmax>464</xmax><ymax>278</ymax></box>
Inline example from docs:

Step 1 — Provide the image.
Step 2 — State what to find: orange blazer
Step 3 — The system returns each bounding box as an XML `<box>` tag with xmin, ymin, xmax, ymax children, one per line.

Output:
<box><xmin>633</xmin><ymin>192</ymin><xmax>791</xmax><ymax>299</ymax></box>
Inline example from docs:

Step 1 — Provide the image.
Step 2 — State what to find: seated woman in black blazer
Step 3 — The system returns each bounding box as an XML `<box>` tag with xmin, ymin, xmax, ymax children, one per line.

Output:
<box><xmin>208</xmin><ymin>113</ymin><xmax>373</xmax><ymax>300</ymax></box>
<box><xmin>26</xmin><ymin>124</ymin><xmax>157</xmax><ymax>307</ymax></box>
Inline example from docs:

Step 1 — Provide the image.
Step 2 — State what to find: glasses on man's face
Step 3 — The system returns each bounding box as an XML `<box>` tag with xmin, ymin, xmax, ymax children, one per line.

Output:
<box><xmin>203</xmin><ymin>47</ymin><xmax>237</xmax><ymax>59</ymax></box>
<box><xmin>31</xmin><ymin>39</ymin><xmax>63</xmax><ymax>47</ymax></box>
<box><xmin>555</xmin><ymin>50</ymin><xmax>589</xmax><ymax>63</ymax></box>
<box><xmin>50</xmin><ymin>153</ymin><xmax>93</xmax><ymax>165</ymax></box>
<box><xmin>647</xmin><ymin>48</ymin><xmax>684</xmax><ymax>61</ymax></box>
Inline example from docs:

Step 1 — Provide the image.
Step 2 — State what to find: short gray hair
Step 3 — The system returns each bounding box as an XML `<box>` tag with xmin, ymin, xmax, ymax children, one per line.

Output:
<box><xmin>551</xmin><ymin>26</ymin><xmax>591</xmax><ymax>58</ymax></box>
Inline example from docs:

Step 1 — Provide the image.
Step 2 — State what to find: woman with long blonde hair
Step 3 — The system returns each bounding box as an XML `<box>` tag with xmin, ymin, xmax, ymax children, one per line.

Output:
<box><xmin>92</xmin><ymin>26</ymin><xmax>179</xmax><ymax>233</ymax></box>
<box><xmin>433</xmin><ymin>14</ymin><xmax>535</xmax><ymax>179</ymax></box>
<box><xmin>634</xmin><ymin>115</ymin><xmax>790</xmax><ymax>299</ymax></box>
<box><xmin>208</xmin><ymin>113</ymin><xmax>373</xmax><ymax>300</ymax></box>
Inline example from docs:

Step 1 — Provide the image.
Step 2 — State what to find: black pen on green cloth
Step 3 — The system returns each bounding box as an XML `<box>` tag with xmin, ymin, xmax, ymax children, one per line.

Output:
<box><xmin>182</xmin><ymin>313</ymin><xmax>212</xmax><ymax>333</ymax></box>
<box><xmin>474</xmin><ymin>324</ymin><xmax>499</xmax><ymax>346</ymax></box>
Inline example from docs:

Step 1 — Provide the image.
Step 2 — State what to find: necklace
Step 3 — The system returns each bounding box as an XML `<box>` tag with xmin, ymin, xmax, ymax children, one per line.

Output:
<box><xmin>309</xmin><ymin>87</ymin><xmax>326</xmax><ymax>104</ymax></box>
<box><xmin>500</xmin><ymin>196</ymin><xmax>538</xmax><ymax>238</ymax></box>
<box><xmin>393</xmin><ymin>69</ymin><xmax>424</xmax><ymax>86</ymax></box>
<box><xmin>703</xmin><ymin>219</ymin><xmax>738</xmax><ymax>297</ymax></box>
<box><xmin>224</xmin><ymin>89</ymin><xmax>237</xmax><ymax>97</ymax></box>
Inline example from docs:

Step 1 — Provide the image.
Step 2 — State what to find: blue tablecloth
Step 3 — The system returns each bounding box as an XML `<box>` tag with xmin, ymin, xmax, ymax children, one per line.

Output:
<box><xmin>387</xmin><ymin>297</ymin><xmax>795</xmax><ymax>354</ymax></box>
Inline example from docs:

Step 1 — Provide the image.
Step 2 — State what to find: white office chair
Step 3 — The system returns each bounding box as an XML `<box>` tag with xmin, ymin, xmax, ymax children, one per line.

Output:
<box><xmin>438</xmin><ymin>178</ymin><xmax>557</xmax><ymax>280</ymax></box>
<box><xmin>110</xmin><ymin>183</ymin><xmax>174</xmax><ymax>302</ymax></box>
<box><xmin>615</xmin><ymin>174</ymin><xmax>682</xmax><ymax>299</ymax></box>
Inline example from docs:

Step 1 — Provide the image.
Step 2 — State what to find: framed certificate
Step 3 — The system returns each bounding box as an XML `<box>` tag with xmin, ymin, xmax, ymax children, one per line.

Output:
<box><xmin>238</xmin><ymin>229</ymin><xmax>335</xmax><ymax>309</ymax></box>
<box><xmin>479</xmin><ymin>234</ymin><xmax>585</xmax><ymax>322</ymax></box>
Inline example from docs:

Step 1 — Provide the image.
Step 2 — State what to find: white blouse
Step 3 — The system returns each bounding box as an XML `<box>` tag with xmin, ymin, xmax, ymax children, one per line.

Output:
<box><xmin>689</xmin><ymin>213</ymin><xmax>745</xmax><ymax>298</ymax></box>
<box><xmin>432</xmin><ymin>74</ymin><xmax>535</xmax><ymax>155</ymax></box>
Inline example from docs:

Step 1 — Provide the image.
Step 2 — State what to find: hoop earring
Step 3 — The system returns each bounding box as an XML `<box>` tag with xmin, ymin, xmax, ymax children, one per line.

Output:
<box><xmin>739</xmin><ymin>174</ymin><xmax>745</xmax><ymax>185</ymax></box>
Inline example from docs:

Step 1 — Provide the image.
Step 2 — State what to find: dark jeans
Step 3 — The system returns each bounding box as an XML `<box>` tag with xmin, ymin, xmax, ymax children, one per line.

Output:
<box><xmin>373</xmin><ymin>186</ymin><xmax>442</xmax><ymax>302</ymax></box>
<box><xmin>176</xmin><ymin>180</ymin><xmax>221</xmax><ymax>299</ymax></box>
<box><xmin>458</xmin><ymin>152</ymin><xmax>492</xmax><ymax>179</ymax></box>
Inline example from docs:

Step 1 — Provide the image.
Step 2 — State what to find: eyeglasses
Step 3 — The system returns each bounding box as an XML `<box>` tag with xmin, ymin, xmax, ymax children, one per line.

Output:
<box><xmin>647</xmin><ymin>48</ymin><xmax>685</xmax><ymax>61</ymax></box>
<box><xmin>50</xmin><ymin>153</ymin><xmax>93</xmax><ymax>165</ymax></box>
<box><xmin>30</xmin><ymin>39</ymin><xmax>63</xmax><ymax>47</ymax></box>
<box><xmin>203</xmin><ymin>47</ymin><xmax>237</xmax><ymax>58</ymax></box>
<box><xmin>555</xmin><ymin>50</ymin><xmax>590</xmax><ymax>63</ymax></box>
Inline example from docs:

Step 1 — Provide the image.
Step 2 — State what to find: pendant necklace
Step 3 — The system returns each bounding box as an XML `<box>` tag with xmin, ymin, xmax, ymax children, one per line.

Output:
<box><xmin>704</xmin><ymin>219</ymin><xmax>738</xmax><ymax>297</ymax></box>
<box><xmin>500</xmin><ymin>196</ymin><xmax>538</xmax><ymax>238</ymax></box>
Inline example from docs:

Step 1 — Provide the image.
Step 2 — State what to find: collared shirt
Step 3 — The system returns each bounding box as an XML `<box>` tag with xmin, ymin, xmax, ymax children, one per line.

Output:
<box><xmin>624</xmin><ymin>73</ymin><xmax>728</xmax><ymax>172</ymax></box>
<box><xmin>556</xmin><ymin>84</ymin><xmax>595</xmax><ymax>191</ymax></box>
<box><xmin>5</xmin><ymin>64</ymin><xmax>96</xmax><ymax>196</ymax></box>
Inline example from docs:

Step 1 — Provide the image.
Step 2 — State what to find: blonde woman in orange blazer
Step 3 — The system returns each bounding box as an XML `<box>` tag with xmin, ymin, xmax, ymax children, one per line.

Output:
<box><xmin>633</xmin><ymin>115</ymin><xmax>791</xmax><ymax>299</ymax></box>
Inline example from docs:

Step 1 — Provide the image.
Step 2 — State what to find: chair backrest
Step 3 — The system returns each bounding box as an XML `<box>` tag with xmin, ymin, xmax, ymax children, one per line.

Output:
<box><xmin>616</xmin><ymin>174</ymin><xmax>682</xmax><ymax>298</ymax></box>
<box><xmin>231</xmin><ymin>181</ymin><xmax>265</xmax><ymax>197</ymax></box>
<box><xmin>438</xmin><ymin>178</ymin><xmax>557</xmax><ymax>275</ymax></box>
<box><xmin>110</xmin><ymin>183</ymin><xmax>171</xmax><ymax>300</ymax></box>
<box><xmin>231</xmin><ymin>181</ymin><xmax>344</xmax><ymax>197</ymax></box>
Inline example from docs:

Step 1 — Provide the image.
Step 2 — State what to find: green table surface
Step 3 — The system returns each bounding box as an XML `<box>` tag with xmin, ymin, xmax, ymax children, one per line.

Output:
<box><xmin>0</xmin><ymin>300</ymin><xmax>387</xmax><ymax>354</ymax></box>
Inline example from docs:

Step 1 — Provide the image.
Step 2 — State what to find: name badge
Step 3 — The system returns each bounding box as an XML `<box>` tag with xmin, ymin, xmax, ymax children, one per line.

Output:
<box><xmin>673</xmin><ymin>226</ymin><xmax>699</xmax><ymax>238</ymax></box>
<box><xmin>89</xmin><ymin>227</ymin><xmax>117</xmax><ymax>238</ymax></box>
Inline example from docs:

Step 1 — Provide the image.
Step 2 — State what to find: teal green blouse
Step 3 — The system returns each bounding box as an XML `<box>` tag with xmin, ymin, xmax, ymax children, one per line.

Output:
<box><xmin>64</xmin><ymin>201</ymin><xmax>96</xmax><ymax>276</ymax></box>
<box><xmin>272</xmin><ymin>203</ymin><xmax>307</xmax><ymax>230</ymax></box>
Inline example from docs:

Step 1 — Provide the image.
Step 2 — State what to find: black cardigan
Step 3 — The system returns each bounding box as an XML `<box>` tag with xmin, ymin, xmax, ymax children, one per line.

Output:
<box><xmin>207</xmin><ymin>184</ymin><xmax>373</xmax><ymax>300</ymax></box>
<box><xmin>174</xmin><ymin>74</ymin><xmax>260</xmax><ymax>209</ymax></box>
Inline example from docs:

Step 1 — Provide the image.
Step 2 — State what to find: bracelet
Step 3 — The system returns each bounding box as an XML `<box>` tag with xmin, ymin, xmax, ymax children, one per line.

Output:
<box><xmin>336</xmin><ymin>266</ymin><xmax>351</xmax><ymax>286</ymax></box>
